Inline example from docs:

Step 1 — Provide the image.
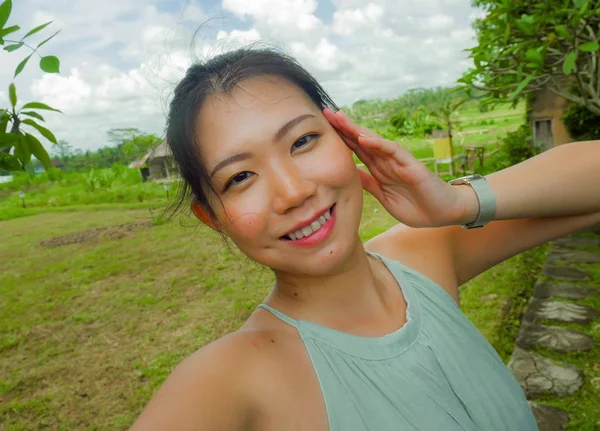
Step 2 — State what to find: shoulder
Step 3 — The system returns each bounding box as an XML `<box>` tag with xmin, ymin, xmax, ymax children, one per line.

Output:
<box><xmin>365</xmin><ymin>223</ymin><xmax>460</xmax><ymax>305</ymax></box>
<box><xmin>130</xmin><ymin>327</ymin><xmax>288</xmax><ymax>430</ymax></box>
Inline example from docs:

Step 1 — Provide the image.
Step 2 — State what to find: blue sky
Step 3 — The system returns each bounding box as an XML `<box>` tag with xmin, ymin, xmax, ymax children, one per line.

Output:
<box><xmin>1</xmin><ymin>0</ymin><xmax>482</xmax><ymax>153</ymax></box>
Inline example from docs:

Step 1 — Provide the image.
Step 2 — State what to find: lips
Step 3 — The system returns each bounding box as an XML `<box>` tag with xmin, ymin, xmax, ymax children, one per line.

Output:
<box><xmin>281</xmin><ymin>204</ymin><xmax>335</xmax><ymax>240</ymax></box>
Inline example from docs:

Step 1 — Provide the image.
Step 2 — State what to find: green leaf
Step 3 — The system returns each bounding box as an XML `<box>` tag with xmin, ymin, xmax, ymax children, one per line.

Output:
<box><xmin>36</xmin><ymin>30</ymin><xmax>60</xmax><ymax>49</ymax></box>
<box><xmin>0</xmin><ymin>131</ymin><xmax>19</xmax><ymax>147</ymax></box>
<box><xmin>563</xmin><ymin>51</ymin><xmax>577</xmax><ymax>75</ymax></box>
<box><xmin>26</xmin><ymin>133</ymin><xmax>50</xmax><ymax>170</ymax></box>
<box><xmin>0</xmin><ymin>112</ymin><xmax>8</xmax><ymax>133</ymax></box>
<box><xmin>525</xmin><ymin>49</ymin><xmax>543</xmax><ymax>64</ymax></box>
<box><xmin>21</xmin><ymin>118</ymin><xmax>57</xmax><ymax>144</ymax></box>
<box><xmin>39</xmin><ymin>55</ymin><xmax>60</xmax><ymax>73</ymax></box>
<box><xmin>20</xmin><ymin>111</ymin><xmax>45</xmax><ymax>122</ymax></box>
<box><xmin>509</xmin><ymin>75</ymin><xmax>534</xmax><ymax>100</ymax></box>
<box><xmin>21</xmin><ymin>102</ymin><xmax>62</xmax><ymax>113</ymax></box>
<box><xmin>13</xmin><ymin>133</ymin><xmax>31</xmax><ymax>166</ymax></box>
<box><xmin>0</xmin><ymin>153</ymin><xmax>22</xmax><ymax>171</ymax></box>
<box><xmin>14</xmin><ymin>53</ymin><xmax>31</xmax><ymax>78</ymax></box>
<box><xmin>8</xmin><ymin>82</ymin><xmax>16</xmax><ymax>107</ymax></box>
<box><xmin>0</xmin><ymin>0</ymin><xmax>12</xmax><ymax>29</ymax></box>
<box><xmin>3</xmin><ymin>41</ymin><xmax>21</xmax><ymax>51</ymax></box>
<box><xmin>23</xmin><ymin>21</ymin><xmax>51</xmax><ymax>39</ymax></box>
<box><xmin>0</xmin><ymin>24</ymin><xmax>18</xmax><ymax>39</ymax></box>
<box><xmin>579</xmin><ymin>41</ymin><xmax>599</xmax><ymax>52</ymax></box>
<box><xmin>573</xmin><ymin>0</ymin><xmax>587</xmax><ymax>7</ymax></box>
<box><xmin>555</xmin><ymin>25</ymin><xmax>571</xmax><ymax>40</ymax></box>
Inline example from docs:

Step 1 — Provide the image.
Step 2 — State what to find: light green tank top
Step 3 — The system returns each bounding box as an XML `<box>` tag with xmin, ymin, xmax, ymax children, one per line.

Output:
<box><xmin>257</xmin><ymin>251</ymin><xmax>538</xmax><ymax>430</ymax></box>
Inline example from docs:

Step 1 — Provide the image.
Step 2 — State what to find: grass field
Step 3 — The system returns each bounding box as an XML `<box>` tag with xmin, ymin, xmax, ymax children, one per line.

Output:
<box><xmin>1</xmin><ymin>101</ymin><xmax>566</xmax><ymax>429</ymax></box>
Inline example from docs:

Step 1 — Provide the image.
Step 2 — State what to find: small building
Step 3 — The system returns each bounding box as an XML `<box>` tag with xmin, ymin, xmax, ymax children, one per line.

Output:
<box><xmin>34</xmin><ymin>159</ymin><xmax>65</xmax><ymax>175</ymax></box>
<box><xmin>129</xmin><ymin>140</ymin><xmax>178</xmax><ymax>182</ymax></box>
<box><xmin>528</xmin><ymin>88</ymin><xmax>573</xmax><ymax>150</ymax></box>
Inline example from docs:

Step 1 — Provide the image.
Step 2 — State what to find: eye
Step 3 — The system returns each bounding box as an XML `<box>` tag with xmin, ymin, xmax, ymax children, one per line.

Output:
<box><xmin>291</xmin><ymin>133</ymin><xmax>318</xmax><ymax>152</ymax></box>
<box><xmin>224</xmin><ymin>171</ymin><xmax>253</xmax><ymax>190</ymax></box>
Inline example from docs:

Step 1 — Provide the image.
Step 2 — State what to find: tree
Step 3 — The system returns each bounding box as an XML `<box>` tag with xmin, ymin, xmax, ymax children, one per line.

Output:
<box><xmin>121</xmin><ymin>133</ymin><xmax>162</xmax><ymax>159</ymax></box>
<box><xmin>0</xmin><ymin>0</ymin><xmax>62</xmax><ymax>172</ymax></box>
<box><xmin>106</xmin><ymin>128</ymin><xmax>142</xmax><ymax>147</ymax></box>
<box><xmin>460</xmin><ymin>0</ymin><xmax>600</xmax><ymax>115</ymax></box>
<box><xmin>53</xmin><ymin>140</ymin><xmax>73</xmax><ymax>159</ymax></box>
<box><xmin>429</xmin><ymin>87</ymin><xmax>469</xmax><ymax>140</ymax></box>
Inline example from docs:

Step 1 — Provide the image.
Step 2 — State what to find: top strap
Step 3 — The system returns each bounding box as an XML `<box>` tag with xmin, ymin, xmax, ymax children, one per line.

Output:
<box><xmin>256</xmin><ymin>303</ymin><xmax>300</xmax><ymax>328</ymax></box>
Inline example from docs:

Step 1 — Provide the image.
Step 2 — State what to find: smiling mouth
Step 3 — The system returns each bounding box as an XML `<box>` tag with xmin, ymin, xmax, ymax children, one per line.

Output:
<box><xmin>281</xmin><ymin>204</ymin><xmax>335</xmax><ymax>241</ymax></box>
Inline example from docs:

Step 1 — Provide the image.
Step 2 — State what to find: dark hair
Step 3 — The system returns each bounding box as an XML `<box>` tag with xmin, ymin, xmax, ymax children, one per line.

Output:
<box><xmin>166</xmin><ymin>46</ymin><xmax>339</xmax><ymax>226</ymax></box>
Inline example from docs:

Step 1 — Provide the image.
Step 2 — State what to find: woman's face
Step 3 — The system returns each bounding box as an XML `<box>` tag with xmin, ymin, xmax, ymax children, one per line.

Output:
<box><xmin>195</xmin><ymin>76</ymin><xmax>364</xmax><ymax>276</ymax></box>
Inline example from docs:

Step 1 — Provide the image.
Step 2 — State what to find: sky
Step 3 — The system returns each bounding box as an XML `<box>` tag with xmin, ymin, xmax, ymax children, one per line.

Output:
<box><xmin>0</xmin><ymin>0</ymin><xmax>483</xmax><ymax>153</ymax></box>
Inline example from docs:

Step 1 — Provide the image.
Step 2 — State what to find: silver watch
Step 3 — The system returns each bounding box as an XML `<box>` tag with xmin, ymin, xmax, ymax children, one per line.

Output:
<box><xmin>448</xmin><ymin>174</ymin><xmax>497</xmax><ymax>229</ymax></box>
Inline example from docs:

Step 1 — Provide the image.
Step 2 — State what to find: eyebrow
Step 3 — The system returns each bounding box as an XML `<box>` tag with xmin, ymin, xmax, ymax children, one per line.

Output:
<box><xmin>209</xmin><ymin>114</ymin><xmax>316</xmax><ymax>178</ymax></box>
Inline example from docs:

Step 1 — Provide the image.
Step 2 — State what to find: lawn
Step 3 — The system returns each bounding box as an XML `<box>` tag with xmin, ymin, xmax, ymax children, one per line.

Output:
<box><xmin>0</xmin><ymin>191</ymin><xmax>548</xmax><ymax>430</ymax></box>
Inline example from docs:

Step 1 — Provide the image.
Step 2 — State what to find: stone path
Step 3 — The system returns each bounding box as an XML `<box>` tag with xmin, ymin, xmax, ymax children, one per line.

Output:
<box><xmin>507</xmin><ymin>226</ymin><xmax>600</xmax><ymax>430</ymax></box>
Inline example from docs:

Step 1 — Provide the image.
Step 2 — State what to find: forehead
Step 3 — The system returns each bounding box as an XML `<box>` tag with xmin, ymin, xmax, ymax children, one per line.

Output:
<box><xmin>196</xmin><ymin>76</ymin><xmax>320</xmax><ymax>166</ymax></box>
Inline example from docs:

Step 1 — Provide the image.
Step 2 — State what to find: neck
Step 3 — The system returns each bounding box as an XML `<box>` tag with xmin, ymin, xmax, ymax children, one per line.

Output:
<box><xmin>267</xmin><ymin>239</ymin><xmax>390</xmax><ymax>325</ymax></box>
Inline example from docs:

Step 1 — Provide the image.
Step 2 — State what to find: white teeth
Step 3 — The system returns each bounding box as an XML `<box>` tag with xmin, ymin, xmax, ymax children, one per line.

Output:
<box><xmin>286</xmin><ymin>207</ymin><xmax>333</xmax><ymax>240</ymax></box>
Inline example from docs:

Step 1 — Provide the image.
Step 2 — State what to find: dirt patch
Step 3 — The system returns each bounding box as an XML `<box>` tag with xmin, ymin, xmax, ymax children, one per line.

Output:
<box><xmin>40</xmin><ymin>221</ymin><xmax>154</xmax><ymax>248</ymax></box>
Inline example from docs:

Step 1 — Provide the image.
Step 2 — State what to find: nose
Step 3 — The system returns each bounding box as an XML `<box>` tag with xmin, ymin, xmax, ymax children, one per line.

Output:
<box><xmin>271</xmin><ymin>162</ymin><xmax>317</xmax><ymax>214</ymax></box>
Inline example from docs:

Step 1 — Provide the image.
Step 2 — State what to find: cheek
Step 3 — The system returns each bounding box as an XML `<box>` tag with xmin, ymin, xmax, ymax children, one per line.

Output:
<box><xmin>219</xmin><ymin>193</ymin><xmax>270</xmax><ymax>241</ymax></box>
<box><xmin>316</xmin><ymin>134</ymin><xmax>360</xmax><ymax>185</ymax></box>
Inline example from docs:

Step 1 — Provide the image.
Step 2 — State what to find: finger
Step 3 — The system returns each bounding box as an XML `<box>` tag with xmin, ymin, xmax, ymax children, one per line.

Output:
<box><xmin>339</xmin><ymin>131</ymin><xmax>375</xmax><ymax>166</ymax></box>
<box><xmin>336</xmin><ymin>110</ymin><xmax>380</xmax><ymax>139</ymax></box>
<box><xmin>324</xmin><ymin>108</ymin><xmax>374</xmax><ymax>164</ymax></box>
<box><xmin>357</xmin><ymin>168</ymin><xmax>385</xmax><ymax>202</ymax></box>
<box><xmin>357</xmin><ymin>135</ymin><xmax>420</xmax><ymax>166</ymax></box>
<box><xmin>324</xmin><ymin>108</ymin><xmax>358</xmax><ymax>143</ymax></box>
<box><xmin>322</xmin><ymin>106</ymin><xmax>341</xmax><ymax>129</ymax></box>
<box><xmin>357</xmin><ymin>135</ymin><xmax>398</xmax><ymax>155</ymax></box>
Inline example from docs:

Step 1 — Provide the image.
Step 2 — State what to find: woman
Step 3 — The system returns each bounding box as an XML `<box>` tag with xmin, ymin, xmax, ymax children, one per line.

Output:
<box><xmin>131</xmin><ymin>47</ymin><xmax>600</xmax><ymax>430</ymax></box>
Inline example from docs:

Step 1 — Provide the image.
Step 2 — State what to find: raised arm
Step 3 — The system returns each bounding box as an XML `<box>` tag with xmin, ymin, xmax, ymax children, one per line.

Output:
<box><xmin>456</xmin><ymin>140</ymin><xmax>600</xmax><ymax>223</ymax></box>
<box><xmin>447</xmin><ymin>140</ymin><xmax>600</xmax><ymax>285</ymax></box>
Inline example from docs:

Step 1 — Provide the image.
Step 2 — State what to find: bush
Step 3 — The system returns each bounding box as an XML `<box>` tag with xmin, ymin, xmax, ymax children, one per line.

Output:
<box><xmin>562</xmin><ymin>103</ymin><xmax>600</xmax><ymax>141</ymax></box>
<box><xmin>502</xmin><ymin>124</ymin><xmax>540</xmax><ymax>166</ymax></box>
<box><xmin>390</xmin><ymin>108</ymin><xmax>441</xmax><ymax>138</ymax></box>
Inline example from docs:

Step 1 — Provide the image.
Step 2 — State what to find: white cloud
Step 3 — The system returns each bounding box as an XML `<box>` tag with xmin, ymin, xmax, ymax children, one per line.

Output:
<box><xmin>333</xmin><ymin>3</ymin><xmax>383</xmax><ymax>36</ymax></box>
<box><xmin>290</xmin><ymin>38</ymin><xmax>346</xmax><ymax>72</ymax></box>
<box><xmin>418</xmin><ymin>14</ymin><xmax>454</xmax><ymax>31</ymax></box>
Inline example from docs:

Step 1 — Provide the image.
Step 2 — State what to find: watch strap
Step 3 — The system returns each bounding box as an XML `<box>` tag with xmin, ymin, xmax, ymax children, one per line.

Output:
<box><xmin>448</xmin><ymin>175</ymin><xmax>497</xmax><ymax>229</ymax></box>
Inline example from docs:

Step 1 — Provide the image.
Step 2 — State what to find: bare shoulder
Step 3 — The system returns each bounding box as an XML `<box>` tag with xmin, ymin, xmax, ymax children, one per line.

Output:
<box><xmin>130</xmin><ymin>327</ymin><xmax>283</xmax><ymax>431</ymax></box>
<box><xmin>365</xmin><ymin>223</ymin><xmax>460</xmax><ymax>305</ymax></box>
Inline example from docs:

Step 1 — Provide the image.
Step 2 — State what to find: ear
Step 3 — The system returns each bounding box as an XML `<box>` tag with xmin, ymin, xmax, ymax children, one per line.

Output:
<box><xmin>191</xmin><ymin>199</ymin><xmax>220</xmax><ymax>231</ymax></box>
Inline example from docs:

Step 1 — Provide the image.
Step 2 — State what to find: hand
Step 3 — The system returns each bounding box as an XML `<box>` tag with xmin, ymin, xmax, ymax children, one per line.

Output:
<box><xmin>323</xmin><ymin>107</ymin><xmax>472</xmax><ymax>228</ymax></box>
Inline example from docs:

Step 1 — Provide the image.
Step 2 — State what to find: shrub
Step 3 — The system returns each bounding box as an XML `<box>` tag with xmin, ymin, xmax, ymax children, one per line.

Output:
<box><xmin>562</xmin><ymin>103</ymin><xmax>600</xmax><ymax>141</ymax></box>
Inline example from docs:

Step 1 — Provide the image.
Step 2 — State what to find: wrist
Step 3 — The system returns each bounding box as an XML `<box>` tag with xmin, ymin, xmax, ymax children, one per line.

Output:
<box><xmin>453</xmin><ymin>184</ymin><xmax>480</xmax><ymax>226</ymax></box>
